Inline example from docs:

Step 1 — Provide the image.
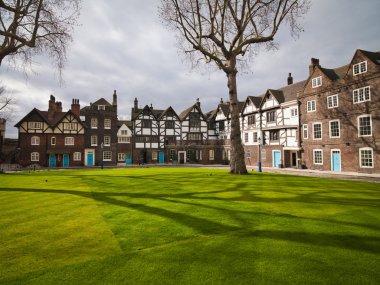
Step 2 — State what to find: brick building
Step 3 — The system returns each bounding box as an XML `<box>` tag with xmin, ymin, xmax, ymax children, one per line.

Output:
<box><xmin>299</xmin><ymin>50</ymin><xmax>380</xmax><ymax>173</ymax></box>
<box><xmin>81</xmin><ymin>91</ymin><xmax>118</xmax><ymax>166</ymax></box>
<box><xmin>15</xmin><ymin>95</ymin><xmax>85</xmax><ymax>167</ymax></box>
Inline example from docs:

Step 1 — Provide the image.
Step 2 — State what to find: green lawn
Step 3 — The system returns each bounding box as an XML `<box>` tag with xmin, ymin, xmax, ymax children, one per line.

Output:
<box><xmin>0</xmin><ymin>168</ymin><xmax>379</xmax><ymax>284</ymax></box>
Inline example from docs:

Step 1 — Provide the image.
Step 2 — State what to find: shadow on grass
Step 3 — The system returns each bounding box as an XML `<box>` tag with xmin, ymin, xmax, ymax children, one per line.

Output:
<box><xmin>1</xmin><ymin>187</ymin><xmax>380</xmax><ymax>255</ymax></box>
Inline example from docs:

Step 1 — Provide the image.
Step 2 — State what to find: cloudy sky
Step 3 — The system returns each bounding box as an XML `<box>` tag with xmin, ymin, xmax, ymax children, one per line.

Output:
<box><xmin>1</xmin><ymin>0</ymin><xmax>379</xmax><ymax>138</ymax></box>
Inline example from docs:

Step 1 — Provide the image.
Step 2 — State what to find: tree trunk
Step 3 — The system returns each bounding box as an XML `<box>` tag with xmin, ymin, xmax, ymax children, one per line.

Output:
<box><xmin>227</xmin><ymin>57</ymin><xmax>248</xmax><ymax>174</ymax></box>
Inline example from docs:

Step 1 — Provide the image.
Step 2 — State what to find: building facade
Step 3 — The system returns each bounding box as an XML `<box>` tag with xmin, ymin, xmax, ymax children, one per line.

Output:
<box><xmin>81</xmin><ymin>91</ymin><xmax>118</xmax><ymax>166</ymax></box>
<box><xmin>299</xmin><ymin>50</ymin><xmax>380</xmax><ymax>173</ymax></box>
<box><xmin>15</xmin><ymin>95</ymin><xmax>85</xmax><ymax>167</ymax></box>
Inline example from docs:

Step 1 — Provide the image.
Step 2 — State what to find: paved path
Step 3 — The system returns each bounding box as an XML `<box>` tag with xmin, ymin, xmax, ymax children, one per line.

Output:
<box><xmin>198</xmin><ymin>164</ymin><xmax>380</xmax><ymax>183</ymax></box>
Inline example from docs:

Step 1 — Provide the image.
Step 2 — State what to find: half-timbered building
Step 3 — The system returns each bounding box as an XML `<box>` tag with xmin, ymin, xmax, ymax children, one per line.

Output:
<box><xmin>158</xmin><ymin>106</ymin><xmax>181</xmax><ymax>162</ymax></box>
<box><xmin>131</xmin><ymin>98</ymin><xmax>163</xmax><ymax>164</ymax></box>
<box><xmin>241</xmin><ymin>74</ymin><xmax>304</xmax><ymax>168</ymax></box>
<box><xmin>15</xmin><ymin>95</ymin><xmax>85</xmax><ymax>167</ymax></box>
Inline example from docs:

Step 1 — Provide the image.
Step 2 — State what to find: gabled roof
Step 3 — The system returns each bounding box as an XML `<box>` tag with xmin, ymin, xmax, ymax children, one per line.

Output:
<box><xmin>158</xmin><ymin>106</ymin><xmax>181</xmax><ymax>120</ymax></box>
<box><xmin>179</xmin><ymin>103</ymin><xmax>207</xmax><ymax>121</ymax></box>
<box><xmin>205</xmin><ymin>108</ymin><xmax>218</xmax><ymax>120</ymax></box>
<box><xmin>278</xmin><ymin>80</ymin><xmax>306</xmax><ymax>102</ymax></box>
<box><xmin>15</xmin><ymin>108</ymin><xmax>85</xmax><ymax>129</ymax></box>
<box><xmin>93</xmin><ymin>98</ymin><xmax>111</xmax><ymax>106</ymax></box>
<box><xmin>131</xmin><ymin>105</ymin><xmax>164</xmax><ymax>121</ymax></box>
<box><xmin>357</xmin><ymin>49</ymin><xmax>380</xmax><ymax>65</ymax></box>
<box><xmin>117</xmin><ymin>120</ymin><xmax>132</xmax><ymax>128</ymax></box>
<box><xmin>14</xmin><ymin>108</ymin><xmax>48</xmax><ymax>127</ymax></box>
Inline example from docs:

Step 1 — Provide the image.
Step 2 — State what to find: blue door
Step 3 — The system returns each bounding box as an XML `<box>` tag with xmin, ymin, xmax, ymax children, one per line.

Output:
<box><xmin>49</xmin><ymin>154</ymin><xmax>56</xmax><ymax>167</ymax></box>
<box><xmin>332</xmin><ymin>150</ymin><xmax>341</xmax><ymax>172</ymax></box>
<box><xmin>159</xmin><ymin>152</ymin><xmax>165</xmax><ymax>164</ymax></box>
<box><xmin>63</xmin><ymin>154</ymin><xmax>69</xmax><ymax>167</ymax></box>
<box><xmin>87</xmin><ymin>153</ymin><xmax>94</xmax><ymax>166</ymax></box>
<box><xmin>273</xmin><ymin>151</ymin><xmax>281</xmax><ymax>168</ymax></box>
<box><xmin>125</xmin><ymin>153</ymin><xmax>132</xmax><ymax>165</ymax></box>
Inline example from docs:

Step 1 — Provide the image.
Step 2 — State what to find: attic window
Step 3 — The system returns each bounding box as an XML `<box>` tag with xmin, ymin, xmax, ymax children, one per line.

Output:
<box><xmin>353</xmin><ymin>61</ymin><xmax>367</xmax><ymax>75</ymax></box>
<box><xmin>312</xmin><ymin>76</ymin><xmax>322</xmax><ymax>88</ymax></box>
<box><xmin>98</xmin><ymin>105</ymin><xmax>106</xmax><ymax>110</ymax></box>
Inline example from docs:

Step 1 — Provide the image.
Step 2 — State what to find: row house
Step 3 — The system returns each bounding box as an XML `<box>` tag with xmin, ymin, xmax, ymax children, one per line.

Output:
<box><xmin>80</xmin><ymin>91</ymin><xmax>118</xmax><ymax>166</ymax></box>
<box><xmin>241</xmin><ymin>76</ymin><xmax>305</xmax><ymax>168</ymax></box>
<box><xmin>15</xmin><ymin>95</ymin><xmax>85</xmax><ymax>167</ymax></box>
<box><xmin>299</xmin><ymin>50</ymin><xmax>380</xmax><ymax>173</ymax></box>
<box><xmin>131</xmin><ymin>98</ymin><xmax>221</xmax><ymax>164</ymax></box>
<box><xmin>117</xmin><ymin>120</ymin><xmax>133</xmax><ymax>165</ymax></box>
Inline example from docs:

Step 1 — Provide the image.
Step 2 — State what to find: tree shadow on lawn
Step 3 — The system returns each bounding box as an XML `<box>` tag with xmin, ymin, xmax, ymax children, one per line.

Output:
<box><xmin>1</xmin><ymin>187</ymin><xmax>380</xmax><ymax>255</ymax></box>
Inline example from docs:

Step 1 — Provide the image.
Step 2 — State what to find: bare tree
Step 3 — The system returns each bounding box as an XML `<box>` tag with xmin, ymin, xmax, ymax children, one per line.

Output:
<box><xmin>159</xmin><ymin>0</ymin><xmax>310</xmax><ymax>174</ymax></box>
<box><xmin>0</xmin><ymin>85</ymin><xmax>15</xmax><ymax>120</ymax></box>
<box><xmin>0</xmin><ymin>0</ymin><xmax>81</xmax><ymax>73</ymax></box>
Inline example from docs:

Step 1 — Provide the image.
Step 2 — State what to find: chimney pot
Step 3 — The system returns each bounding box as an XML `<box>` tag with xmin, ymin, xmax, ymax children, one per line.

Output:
<box><xmin>287</xmin><ymin>72</ymin><xmax>293</xmax><ymax>85</ymax></box>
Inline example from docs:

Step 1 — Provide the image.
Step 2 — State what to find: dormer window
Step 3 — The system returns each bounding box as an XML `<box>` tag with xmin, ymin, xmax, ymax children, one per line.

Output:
<box><xmin>353</xmin><ymin>61</ymin><xmax>367</xmax><ymax>75</ymax></box>
<box><xmin>312</xmin><ymin>76</ymin><xmax>322</xmax><ymax>88</ymax></box>
<box><xmin>98</xmin><ymin>105</ymin><xmax>105</xmax><ymax>110</ymax></box>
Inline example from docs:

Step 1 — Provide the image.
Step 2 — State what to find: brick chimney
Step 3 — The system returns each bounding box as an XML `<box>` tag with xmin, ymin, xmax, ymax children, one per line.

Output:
<box><xmin>287</xmin><ymin>73</ymin><xmax>293</xmax><ymax>85</ymax></box>
<box><xmin>71</xmin><ymin>99</ymin><xmax>80</xmax><ymax>117</ymax></box>
<box><xmin>309</xmin><ymin>58</ymin><xmax>320</xmax><ymax>75</ymax></box>
<box><xmin>56</xmin><ymin>101</ymin><xmax>62</xmax><ymax>112</ymax></box>
<box><xmin>48</xmin><ymin>95</ymin><xmax>56</xmax><ymax>120</ymax></box>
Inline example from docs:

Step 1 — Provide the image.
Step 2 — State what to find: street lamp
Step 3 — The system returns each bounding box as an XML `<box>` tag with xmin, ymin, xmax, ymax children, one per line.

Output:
<box><xmin>258</xmin><ymin>137</ymin><xmax>262</xmax><ymax>172</ymax></box>
<box><xmin>100</xmin><ymin>142</ymin><xmax>104</xmax><ymax>169</ymax></box>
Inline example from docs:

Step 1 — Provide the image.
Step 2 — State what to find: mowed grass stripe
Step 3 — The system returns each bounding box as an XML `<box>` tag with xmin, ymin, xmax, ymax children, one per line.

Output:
<box><xmin>0</xmin><ymin>168</ymin><xmax>379</xmax><ymax>284</ymax></box>
<box><xmin>0</xmin><ymin>173</ymin><xmax>123</xmax><ymax>279</ymax></box>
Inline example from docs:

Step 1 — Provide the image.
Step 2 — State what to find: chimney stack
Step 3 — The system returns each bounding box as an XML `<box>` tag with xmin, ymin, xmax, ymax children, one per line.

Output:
<box><xmin>150</xmin><ymin>104</ymin><xmax>153</xmax><ymax>110</ymax></box>
<box><xmin>71</xmin><ymin>99</ymin><xmax>80</xmax><ymax>117</ymax></box>
<box><xmin>56</xmin><ymin>101</ymin><xmax>62</xmax><ymax>112</ymax></box>
<box><xmin>287</xmin><ymin>73</ymin><xmax>293</xmax><ymax>85</ymax></box>
<box><xmin>196</xmin><ymin>98</ymin><xmax>200</xmax><ymax>108</ymax></box>
<box><xmin>134</xmin><ymin>98</ymin><xmax>138</xmax><ymax>110</ymax></box>
<box><xmin>309</xmin><ymin>58</ymin><xmax>320</xmax><ymax>75</ymax></box>
<box><xmin>220</xmin><ymin>98</ymin><xmax>224</xmax><ymax>104</ymax></box>
<box><xmin>48</xmin><ymin>95</ymin><xmax>56</xmax><ymax>120</ymax></box>
<box><xmin>112</xmin><ymin>90</ymin><xmax>117</xmax><ymax>106</ymax></box>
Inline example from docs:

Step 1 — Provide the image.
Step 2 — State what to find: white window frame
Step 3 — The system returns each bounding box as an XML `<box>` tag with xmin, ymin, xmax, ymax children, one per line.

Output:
<box><xmin>329</xmin><ymin>120</ymin><xmax>340</xmax><ymax>138</ymax></box>
<box><xmin>357</xmin><ymin>115</ymin><xmax>372</xmax><ymax>137</ymax></box>
<box><xmin>65</xmin><ymin>137</ymin><xmax>74</xmax><ymax>146</ymax></box>
<box><xmin>312</xmin><ymin>122</ymin><xmax>322</xmax><ymax>140</ymax></box>
<box><xmin>312</xmin><ymin>76</ymin><xmax>322</xmax><ymax>88</ymax></box>
<box><xmin>313</xmin><ymin>149</ymin><xmax>323</xmax><ymax>165</ymax></box>
<box><xmin>290</xmin><ymin>108</ymin><xmax>298</xmax><ymax>117</ymax></box>
<box><xmin>91</xmin><ymin>118</ymin><xmax>98</xmax><ymax>129</ymax></box>
<box><xmin>152</xmin><ymin>151</ymin><xmax>158</xmax><ymax>161</ymax></box>
<box><xmin>31</xmin><ymin>136</ymin><xmax>40</xmax><ymax>145</ymax></box>
<box><xmin>253</xmin><ymin>132</ymin><xmax>258</xmax><ymax>143</ymax></box>
<box><xmin>359</xmin><ymin>147</ymin><xmax>374</xmax><ymax>168</ymax></box>
<box><xmin>209</xmin><ymin>149</ymin><xmax>215</xmax><ymax>160</ymax></box>
<box><xmin>244</xmin><ymin>133</ymin><xmax>249</xmax><ymax>143</ymax></box>
<box><xmin>51</xmin><ymin>137</ymin><xmax>56</xmax><ymax>146</ymax></box>
<box><xmin>64</xmin><ymin>122</ymin><xmax>77</xmax><ymax>131</ymax></box>
<box><xmin>353</xmin><ymin>61</ymin><xmax>367</xmax><ymax>76</ymax></box>
<box><xmin>98</xmin><ymin>105</ymin><xmax>106</xmax><ymax>110</ymax></box>
<box><xmin>118</xmin><ymin>153</ymin><xmax>126</xmax><ymax>162</ymax></box>
<box><xmin>104</xmin><ymin>118</ymin><xmax>111</xmax><ymax>129</ymax></box>
<box><xmin>73</xmin><ymin>152</ymin><xmax>81</xmax><ymax>161</ymax></box>
<box><xmin>307</xmin><ymin>100</ymin><xmax>316</xmax><ymax>112</ymax></box>
<box><xmin>353</xmin><ymin>86</ymin><xmax>371</xmax><ymax>104</ymax></box>
<box><xmin>303</xmin><ymin>124</ymin><xmax>308</xmax><ymax>140</ymax></box>
<box><xmin>28</xmin><ymin>122</ymin><xmax>42</xmax><ymax>130</ymax></box>
<box><xmin>31</xmin><ymin>152</ymin><xmax>39</xmax><ymax>162</ymax></box>
<box><xmin>104</xmin><ymin>136</ymin><xmax>111</xmax><ymax>146</ymax></box>
<box><xmin>91</xmin><ymin>135</ymin><xmax>97</xmax><ymax>146</ymax></box>
<box><xmin>118</xmin><ymin>137</ymin><xmax>131</xmax><ymax>143</ymax></box>
<box><xmin>103</xmin><ymin>151</ymin><xmax>112</xmax><ymax>161</ymax></box>
<box><xmin>327</xmin><ymin>94</ymin><xmax>339</xmax><ymax>109</ymax></box>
